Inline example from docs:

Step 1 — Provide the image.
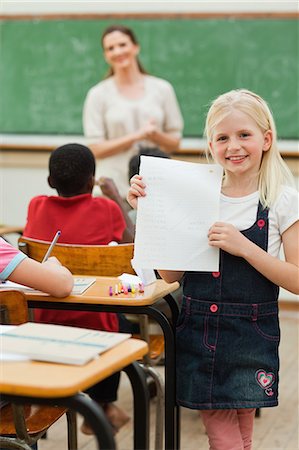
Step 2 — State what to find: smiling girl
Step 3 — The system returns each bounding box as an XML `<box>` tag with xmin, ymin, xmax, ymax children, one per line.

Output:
<box><xmin>127</xmin><ymin>89</ymin><xmax>299</xmax><ymax>450</ymax></box>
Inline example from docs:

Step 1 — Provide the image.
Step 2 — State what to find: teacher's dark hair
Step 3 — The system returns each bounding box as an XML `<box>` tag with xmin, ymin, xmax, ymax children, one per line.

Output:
<box><xmin>101</xmin><ymin>24</ymin><xmax>147</xmax><ymax>77</ymax></box>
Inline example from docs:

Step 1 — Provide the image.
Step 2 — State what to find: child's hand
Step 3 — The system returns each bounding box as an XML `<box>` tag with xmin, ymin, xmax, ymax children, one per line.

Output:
<box><xmin>208</xmin><ymin>222</ymin><xmax>252</xmax><ymax>258</ymax></box>
<box><xmin>127</xmin><ymin>175</ymin><xmax>146</xmax><ymax>209</ymax></box>
<box><xmin>97</xmin><ymin>176</ymin><xmax>120</xmax><ymax>201</ymax></box>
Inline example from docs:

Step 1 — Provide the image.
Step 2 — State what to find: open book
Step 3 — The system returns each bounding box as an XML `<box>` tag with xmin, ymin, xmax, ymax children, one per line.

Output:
<box><xmin>0</xmin><ymin>277</ymin><xmax>96</xmax><ymax>295</ymax></box>
<box><xmin>1</xmin><ymin>322</ymin><xmax>131</xmax><ymax>365</ymax></box>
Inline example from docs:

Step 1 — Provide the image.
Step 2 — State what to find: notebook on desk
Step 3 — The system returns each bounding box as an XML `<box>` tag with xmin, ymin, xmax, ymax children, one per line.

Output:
<box><xmin>0</xmin><ymin>277</ymin><xmax>96</xmax><ymax>295</ymax></box>
<box><xmin>1</xmin><ymin>322</ymin><xmax>131</xmax><ymax>365</ymax></box>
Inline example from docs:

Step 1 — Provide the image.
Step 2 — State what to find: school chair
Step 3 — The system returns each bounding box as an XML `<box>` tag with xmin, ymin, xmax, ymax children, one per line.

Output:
<box><xmin>18</xmin><ymin>236</ymin><xmax>167</xmax><ymax>450</ymax></box>
<box><xmin>0</xmin><ymin>290</ymin><xmax>78</xmax><ymax>450</ymax></box>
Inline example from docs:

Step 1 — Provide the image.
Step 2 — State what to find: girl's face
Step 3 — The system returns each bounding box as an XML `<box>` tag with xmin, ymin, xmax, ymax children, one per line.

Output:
<box><xmin>102</xmin><ymin>31</ymin><xmax>139</xmax><ymax>71</ymax></box>
<box><xmin>209</xmin><ymin>109</ymin><xmax>272</xmax><ymax>179</ymax></box>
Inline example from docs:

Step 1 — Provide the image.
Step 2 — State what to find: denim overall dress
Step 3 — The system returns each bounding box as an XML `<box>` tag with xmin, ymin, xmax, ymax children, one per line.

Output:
<box><xmin>176</xmin><ymin>202</ymin><xmax>280</xmax><ymax>410</ymax></box>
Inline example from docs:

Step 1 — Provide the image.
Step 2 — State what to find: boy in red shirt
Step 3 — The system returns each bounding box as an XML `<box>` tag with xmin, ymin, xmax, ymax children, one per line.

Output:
<box><xmin>23</xmin><ymin>143</ymin><xmax>133</xmax><ymax>434</ymax></box>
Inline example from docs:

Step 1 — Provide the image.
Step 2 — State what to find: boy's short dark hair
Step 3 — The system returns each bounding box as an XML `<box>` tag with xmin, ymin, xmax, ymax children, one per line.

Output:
<box><xmin>49</xmin><ymin>143</ymin><xmax>95</xmax><ymax>196</ymax></box>
<box><xmin>128</xmin><ymin>147</ymin><xmax>170</xmax><ymax>180</ymax></box>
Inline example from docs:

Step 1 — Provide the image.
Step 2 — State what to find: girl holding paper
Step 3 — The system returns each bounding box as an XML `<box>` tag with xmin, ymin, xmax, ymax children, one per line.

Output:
<box><xmin>127</xmin><ymin>89</ymin><xmax>299</xmax><ymax>450</ymax></box>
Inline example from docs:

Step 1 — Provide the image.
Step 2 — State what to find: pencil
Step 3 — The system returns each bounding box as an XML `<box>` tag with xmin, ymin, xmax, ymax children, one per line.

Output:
<box><xmin>42</xmin><ymin>230</ymin><xmax>61</xmax><ymax>263</ymax></box>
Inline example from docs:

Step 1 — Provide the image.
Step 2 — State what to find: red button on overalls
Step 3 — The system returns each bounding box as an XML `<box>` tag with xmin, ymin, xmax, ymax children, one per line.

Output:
<box><xmin>210</xmin><ymin>304</ymin><xmax>218</xmax><ymax>313</ymax></box>
<box><xmin>212</xmin><ymin>272</ymin><xmax>220</xmax><ymax>278</ymax></box>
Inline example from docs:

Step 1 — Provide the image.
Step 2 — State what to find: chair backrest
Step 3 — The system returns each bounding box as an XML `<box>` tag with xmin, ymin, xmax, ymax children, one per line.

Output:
<box><xmin>0</xmin><ymin>291</ymin><xmax>29</xmax><ymax>325</ymax></box>
<box><xmin>18</xmin><ymin>236</ymin><xmax>135</xmax><ymax>276</ymax></box>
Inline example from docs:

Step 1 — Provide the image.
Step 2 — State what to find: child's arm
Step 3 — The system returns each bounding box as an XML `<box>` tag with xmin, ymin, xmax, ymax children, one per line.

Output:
<box><xmin>98</xmin><ymin>176</ymin><xmax>135</xmax><ymax>242</ymax></box>
<box><xmin>8</xmin><ymin>256</ymin><xmax>74</xmax><ymax>298</ymax></box>
<box><xmin>158</xmin><ymin>270</ymin><xmax>185</xmax><ymax>283</ymax></box>
<box><xmin>208</xmin><ymin>221</ymin><xmax>299</xmax><ymax>294</ymax></box>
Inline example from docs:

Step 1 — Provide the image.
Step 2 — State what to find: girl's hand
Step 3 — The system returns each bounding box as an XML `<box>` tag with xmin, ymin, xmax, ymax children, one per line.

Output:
<box><xmin>127</xmin><ymin>175</ymin><xmax>146</xmax><ymax>209</ymax></box>
<box><xmin>208</xmin><ymin>222</ymin><xmax>253</xmax><ymax>258</ymax></box>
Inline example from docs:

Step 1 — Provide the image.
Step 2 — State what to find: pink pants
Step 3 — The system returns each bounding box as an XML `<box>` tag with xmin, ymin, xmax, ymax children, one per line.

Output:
<box><xmin>200</xmin><ymin>408</ymin><xmax>256</xmax><ymax>450</ymax></box>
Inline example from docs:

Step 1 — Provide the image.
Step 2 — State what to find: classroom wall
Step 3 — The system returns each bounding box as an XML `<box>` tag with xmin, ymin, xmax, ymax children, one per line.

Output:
<box><xmin>1</xmin><ymin>0</ymin><xmax>298</xmax><ymax>14</ymax></box>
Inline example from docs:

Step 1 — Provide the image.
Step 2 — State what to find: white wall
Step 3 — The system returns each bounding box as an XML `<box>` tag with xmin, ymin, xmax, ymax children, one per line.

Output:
<box><xmin>0</xmin><ymin>165</ymin><xmax>53</xmax><ymax>226</ymax></box>
<box><xmin>1</xmin><ymin>0</ymin><xmax>298</xmax><ymax>14</ymax></box>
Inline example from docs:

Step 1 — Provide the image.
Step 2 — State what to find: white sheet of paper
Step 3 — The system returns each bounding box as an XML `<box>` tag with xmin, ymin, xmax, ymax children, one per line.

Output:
<box><xmin>0</xmin><ymin>325</ymin><xmax>29</xmax><ymax>361</ymax></box>
<box><xmin>118</xmin><ymin>270</ymin><xmax>156</xmax><ymax>286</ymax></box>
<box><xmin>0</xmin><ymin>277</ymin><xmax>96</xmax><ymax>295</ymax></box>
<box><xmin>132</xmin><ymin>156</ymin><xmax>223</xmax><ymax>271</ymax></box>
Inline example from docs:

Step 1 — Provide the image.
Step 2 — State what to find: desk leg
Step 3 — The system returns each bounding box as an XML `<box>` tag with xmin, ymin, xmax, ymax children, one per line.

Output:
<box><xmin>124</xmin><ymin>362</ymin><xmax>149</xmax><ymax>450</ymax></box>
<box><xmin>163</xmin><ymin>293</ymin><xmax>180</xmax><ymax>324</ymax></box>
<box><xmin>67</xmin><ymin>393</ymin><xmax>116</xmax><ymax>450</ymax></box>
<box><xmin>146</xmin><ymin>306</ymin><xmax>179</xmax><ymax>450</ymax></box>
<box><xmin>176</xmin><ymin>401</ymin><xmax>181</xmax><ymax>449</ymax></box>
<box><xmin>117</xmin><ymin>304</ymin><xmax>179</xmax><ymax>450</ymax></box>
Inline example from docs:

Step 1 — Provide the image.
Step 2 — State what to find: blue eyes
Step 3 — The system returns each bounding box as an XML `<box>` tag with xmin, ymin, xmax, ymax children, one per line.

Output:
<box><xmin>216</xmin><ymin>133</ymin><xmax>250</xmax><ymax>142</ymax></box>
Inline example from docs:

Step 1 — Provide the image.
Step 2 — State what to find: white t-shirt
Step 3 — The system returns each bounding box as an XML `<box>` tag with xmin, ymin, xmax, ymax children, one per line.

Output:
<box><xmin>83</xmin><ymin>75</ymin><xmax>184</xmax><ymax>197</ymax></box>
<box><xmin>220</xmin><ymin>186</ymin><xmax>298</xmax><ymax>257</ymax></box>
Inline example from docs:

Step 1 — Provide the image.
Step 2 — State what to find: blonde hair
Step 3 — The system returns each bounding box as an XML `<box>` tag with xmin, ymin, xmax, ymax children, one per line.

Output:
<box><xmin>204</xmin><ymin>89</ymin><xmax>295</xmax><ymax>207</ymax></box>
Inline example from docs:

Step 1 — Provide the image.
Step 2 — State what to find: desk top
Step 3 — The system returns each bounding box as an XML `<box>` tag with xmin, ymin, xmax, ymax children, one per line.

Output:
<box><xmin>24</xmin><ymin>277</ymin><xmax>179</xmax><ymax>307</ymax></box>
<box><xmin>0</xmin><ymin>338</ymin><xmax>147</xmax><ymax>398</ymax></box>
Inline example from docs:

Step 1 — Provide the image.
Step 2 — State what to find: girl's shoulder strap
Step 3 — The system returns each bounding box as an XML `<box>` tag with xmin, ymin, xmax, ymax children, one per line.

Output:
<box><xmin>256</xmin><ymin>200</ymin><xmax>269</xmax><ymax>221</ymax></box>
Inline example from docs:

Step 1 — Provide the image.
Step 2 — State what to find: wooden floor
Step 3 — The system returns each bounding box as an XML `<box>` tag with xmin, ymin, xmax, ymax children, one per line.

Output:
<box><xmin>38</xmin><ymin>310</ymin><xmax>298</xmax><ymax>450</ymax></box>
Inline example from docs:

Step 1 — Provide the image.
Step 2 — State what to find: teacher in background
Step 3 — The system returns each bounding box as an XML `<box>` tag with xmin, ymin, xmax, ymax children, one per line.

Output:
<box><xmin>83</xmin><ymin>24</ymin><xmax>184</xmax><ymax>199</ymax></box>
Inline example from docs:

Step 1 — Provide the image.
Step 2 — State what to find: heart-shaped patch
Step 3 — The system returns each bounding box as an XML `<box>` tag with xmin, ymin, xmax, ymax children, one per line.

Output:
<box><xmin>255</xmin><ymin>369</ymin><xmax>275</xmax><ymax>389</ymax></box>
<box><xmin>265</xmin><ymin>388</ymin><xmax>274</xmax><ymax>397</ymax></box>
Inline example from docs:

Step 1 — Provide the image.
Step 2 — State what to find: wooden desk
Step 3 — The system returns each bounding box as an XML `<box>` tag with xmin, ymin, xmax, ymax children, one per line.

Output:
<box><xmin>25</xmin><ymin>277</ymin><xmax>181</xmax><ymax>450</ymax></box>
<box><xmin>0</xmin><ymin>338</ymin><xmax>149</xmax><ymax>450</ymax></box>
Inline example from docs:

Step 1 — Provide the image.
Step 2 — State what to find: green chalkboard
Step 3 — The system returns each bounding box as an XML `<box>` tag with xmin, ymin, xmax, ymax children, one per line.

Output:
<box><xmin>0</xmin><ymin>18</ymin><xmax>298</xmax><ymax>138</ymax></box>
